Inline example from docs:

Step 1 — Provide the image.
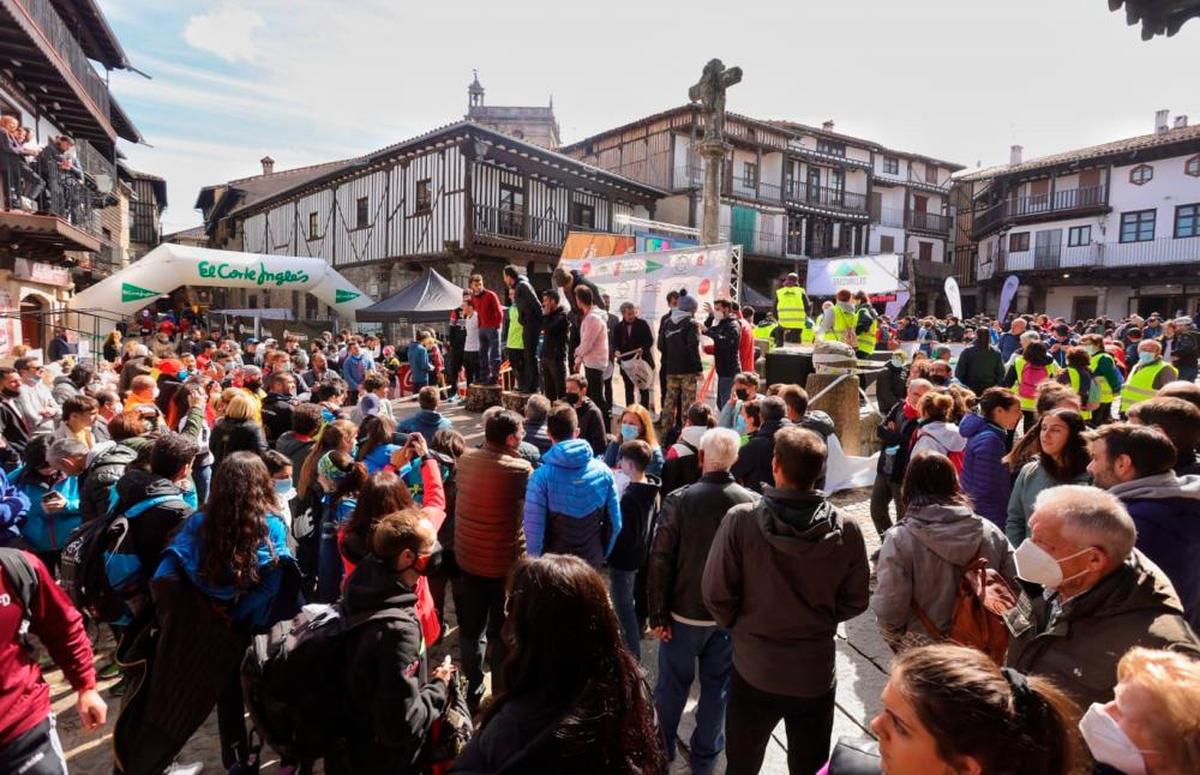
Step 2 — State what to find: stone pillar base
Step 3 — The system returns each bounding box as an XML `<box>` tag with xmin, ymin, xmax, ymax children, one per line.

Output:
<box><xmin>805</xmin><ymin>372</ymin><xmax>861</xmax><ymax>456</ymax></box>
<box><xmin>501</xmin><ymin>390</ymin><xmax>530</xmax><ymax>414</ymax></box>
<box><xmin>465</xmin><ymin>383</ymin><xmax>502</xmax><ymax>413</ymax></box>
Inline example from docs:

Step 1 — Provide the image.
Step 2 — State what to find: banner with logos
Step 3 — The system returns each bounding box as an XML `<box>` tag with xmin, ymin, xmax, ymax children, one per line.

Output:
<box><xmin>558</xmin><ymin>243</ymin><xmax>734</xmax><ymax>319</ymax></box>
<box><xmin>67</xmin><ymin>243</ymin><xmax>371</xmax><ymax>319</ymax></box>
<box><xmin>806</xmin><ymin>254</ymin><xmax>901</xmax><ymax>296</ymax></box>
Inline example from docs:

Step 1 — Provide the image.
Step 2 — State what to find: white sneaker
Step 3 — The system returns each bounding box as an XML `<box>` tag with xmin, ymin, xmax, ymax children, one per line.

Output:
<box><xmin>164</xmin><ymin>762</ymin><xmax>204</xmax><ymax>774</ymax></box>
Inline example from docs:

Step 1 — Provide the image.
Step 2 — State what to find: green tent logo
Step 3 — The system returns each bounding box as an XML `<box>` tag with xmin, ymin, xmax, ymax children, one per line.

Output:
<box><xmin>833</xmin><ymin>262</ymin><xmax>868</xmax><ymax>278</ymax></box>
<box><xmin>645</xmin><ymin>259</ymin><xmax>664</xmax><ymax>274</ymax></box>
<box><xmin>121</xmin><ymin>283</ymin><xmax>160</xmax><ymax>303</ymax></box>
<box><xmin>335</xmin><ymin>289</ymin><xmax>361</xmax><ymax>304</ymax></box>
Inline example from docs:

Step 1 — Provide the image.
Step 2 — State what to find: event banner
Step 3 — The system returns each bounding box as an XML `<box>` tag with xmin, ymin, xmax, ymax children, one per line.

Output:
<box><xmin>805</xmin><ymin>254</ymin><xmax>901</xmax><ymax>296</ymax></box>
<box><xmin>558</xmin><ymin>243</ymin><xmax>734</xmax><ymax>320</ymax></box>
<box><xmin>68</xmin><ymin>244</ymin><xmax>372</xmax><ymax>319</ymax></box>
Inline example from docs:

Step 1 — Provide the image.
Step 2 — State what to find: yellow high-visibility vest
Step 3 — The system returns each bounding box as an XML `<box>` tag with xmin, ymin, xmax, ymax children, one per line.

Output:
<box><xmin>775</xmin><ymin>286</ymin><xmax>808</xmax><ymax>330</ymax></box>
<box><xmin>824</xmin><ymin>305</ymin><xmax>857</xmax><ymax>344</ymax></box>
<box><xmin>856</xmin><ymin>306</ymin><xmax>878</xmax><ymax>354</ymax></box>
<box><xmin>753</xmin><ymin>322</ymin><xmax>777</xmax><ymax>354</ymax></box>
<box><xmin>1012</xmin><ymin>357</ymin><xmax>1060</xmax><ymax>411</ymax></box>
<box><xmin>506</xmin><ymin>305</ymin><xmax>524</xmax><ymax>349</ymax></box>
<box><xmin>1090</xmin><ymin>352</ymin><xmax>1116</xmax><ymax>404</ymax></box>
<box><xmin>1120</xmin><ymin>360</ymin><xmax>1168</xmax><ymax>411</ymax></box>
<box><xmin>801</xmin><ymin>318</ymin><xmax>816</xmax><ymax>344</ymax></box>
<box><xmin>1064</xmin><ymin>367</ymin><xmax>1092</xmax><ymax>420</ymax></box>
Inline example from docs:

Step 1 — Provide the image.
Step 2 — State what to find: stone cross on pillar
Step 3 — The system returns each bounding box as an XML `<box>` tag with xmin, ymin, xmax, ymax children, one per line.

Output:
<box><xmin>689</xmin><ymin>59</ymin><xmax>742</xmax><ymax>246</ymax></box>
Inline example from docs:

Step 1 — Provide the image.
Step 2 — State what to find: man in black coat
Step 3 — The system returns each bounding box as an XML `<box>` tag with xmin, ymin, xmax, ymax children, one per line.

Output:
<box><xmin>504</xmin><ymin>265</ymin><xmax>543</xmax><ymax>393</ymax></box>
<box><xmin>0</xmin><ymin>367</ymin><xmax>30</xmax><ymax>469</ymax></box>
<box><xmin>704</xmin><ymin>299</ymin><xmax>742</xmax><ymax>407</ymax></box>
<box><xmin>731</xmin><ymin>396</ymin><xmax>790</xmax><ymax>493</ymax></box>
<box><xmin>260</xmin><ymin>371</ymin><xmax>298</xmax><ymax>445</ymax></box>
<box><xmin>612</xmin><ymin>302</ymin><xmax>655</xmax><ymax>411</ymax></box>
<box><xmin>539</xmin><ymin>290</ymin><xmax>569</xmax><ymax>401</ymax></box>
<box><xmin>954</xmin><ymin>326</ymin><xmax>1006</xmax><ymax>396</ymax></box>
<box><xmin>564</xmin><ymin>373</ymin><xmax>606</xmax><ymax>456</ymax></box>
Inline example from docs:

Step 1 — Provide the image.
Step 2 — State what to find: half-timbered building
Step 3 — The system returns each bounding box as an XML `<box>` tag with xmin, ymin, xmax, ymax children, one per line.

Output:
<box><xmin>558</xmin><ymin>106</ymin><xmax>963</xmax><ymax>303</ymax></box>
<box><xmin>952</xmin><ymin>110</ymin><xmax>1200</xmax><ymax>320</ymax></box>
<box><xmin>196</xmin><ymin>122</ymin><xmax>661</xmax><ymax>321</ymax></box>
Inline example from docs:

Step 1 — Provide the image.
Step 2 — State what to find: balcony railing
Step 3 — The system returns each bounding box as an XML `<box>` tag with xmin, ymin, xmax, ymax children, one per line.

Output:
<box><xmin>673</xmin><ymin>164</ymin><xmax>703</xmax><ymax>189</ymax></box>
<box><xmin>473</xmin><ymin>204</ymin><xmax>568</xmax><ymax>247</ymax></box>
<box><xmin>784</xmin><ymin>181</ymin><xmax>868</xmax><ymax>212</ymax></box>
<box><xmin>721</xmin><ymin>225</ymin><xmax>783</xmax><ymax>258</ymax></box>
<box><xmin>783</xmin><ymin>233</ymin><xmax>854</xmax><ymax>259</ymax></box>
<box><xmin>973</xmin><ymin>183</ymin><xmax>1107</xmax><ymax>236</ymax></box>
<box><xmin>907</xmin><ymin>210</ymin><xmax>951</xmax><ymax>233</ymax></box>
<box><xmin>983</xmin><ymin>236</ymin><xmax>1200</xmax><ymax>276</ymax></box>
<box><xmin>14</xmin><ymin>0</ymin><xmax>112</xmax><ymax>120</ymax></box>
<box><xmin>900</xmin><ymin>259</ymin><xmax>955</xmax><ymax>281</ymax></box>
<box><xmin>874</xmin><ymin>206</ymin><xmax>904</xmax><ymax>228</ymax></box>
<box><xmin>1</xmin><ymin>149</ymin><xmax>97</xmax><ymax>232</ymax></box>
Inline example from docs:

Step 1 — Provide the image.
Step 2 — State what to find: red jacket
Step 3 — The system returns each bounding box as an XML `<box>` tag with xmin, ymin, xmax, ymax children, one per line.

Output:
<box><xmin>473</xmin><ymin>289</ymin><xmax>503</xmax><ymax>330</ymax></box>
<box><xmin>1</xmin><ymin>551</ymin><xmax>95</xmax><ymax>745</ymax></box>
<box><xmin>737</xmin><ymin>317</ymin><xmax>755</xmax><ymax>371</ymax></box>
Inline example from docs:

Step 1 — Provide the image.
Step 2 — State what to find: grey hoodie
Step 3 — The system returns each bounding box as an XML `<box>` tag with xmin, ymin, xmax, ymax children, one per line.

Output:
<box><xmin>1108</xmin><ymin>472</ymin><xmax>1200</xmax><ymax>502</ymax></box>
<box><xmin>702</xmin><ymin>486</ymin><xmax>869</xmax><ymax>697</ymax></box>
<box><xmin>871</xmin><ymin>503</ymin><xmax>1018</xmax><ymax>649</ymax></box>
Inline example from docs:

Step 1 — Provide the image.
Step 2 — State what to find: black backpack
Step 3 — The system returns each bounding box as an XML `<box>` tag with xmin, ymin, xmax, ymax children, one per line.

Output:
<box><xmin>241</xmin><ymin>602</ymin><xmax>413</xmax><ymax>763</ymax></box>
<box><xmin>59</xmin><ymin>494</ymin><xmax>184</xmax><ymax>623</ymax></box>
<box><xmin>0</xmin><ymin>548</ymin><xmax>38</xmax><ymax>653</ymax></box>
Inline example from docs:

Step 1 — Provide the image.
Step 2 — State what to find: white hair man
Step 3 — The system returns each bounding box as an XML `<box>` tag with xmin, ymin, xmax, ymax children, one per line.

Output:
<box><xmin>1006</xmin><ymin>485</ymin><xmax>1200</xmax><ymax>708</ymax></box>
<box><xmin>647</xmin><ymin>427</ymin><xmax>757</xmax><ymax>772</ymax></box>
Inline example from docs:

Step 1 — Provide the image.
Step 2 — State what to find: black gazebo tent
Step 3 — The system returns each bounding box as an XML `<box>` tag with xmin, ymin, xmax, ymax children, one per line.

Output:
<box><xmin>355</xmin><ymin>269</ymin><xmax>465</xmax><ymax>323</ymax></box>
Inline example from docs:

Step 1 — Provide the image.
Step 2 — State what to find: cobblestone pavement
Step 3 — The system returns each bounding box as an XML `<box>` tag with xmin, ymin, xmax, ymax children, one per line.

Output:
<box><xmin>54</xmin><ymin>398</ymin><xmax>894</xmax><ymax>774</ymax></box>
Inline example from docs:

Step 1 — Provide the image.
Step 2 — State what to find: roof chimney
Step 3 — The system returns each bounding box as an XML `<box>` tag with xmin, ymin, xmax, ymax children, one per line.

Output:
<box><xmin>1010</xmin><ymin>145</ymin><xmax>1023</xmax><ymax>165</ymax></box>
<box><xmin>822</xmin><ymin>120</ymin><xmax>835</xmax><ymax>132</ymax></box>
<box><xmin>1155</xmin><ymin>109</ymin><xmax>1170</xmax><ymax>135</ymax></box>
<box><xmin>260</xmin><ymin>155</ymin><xmax>275</xmax><ymax>175</ymax></box>
<box><xmin>1174</xmin><ymin>115</ymin><xmax>1189</xmax><ymax>129</ymax></box>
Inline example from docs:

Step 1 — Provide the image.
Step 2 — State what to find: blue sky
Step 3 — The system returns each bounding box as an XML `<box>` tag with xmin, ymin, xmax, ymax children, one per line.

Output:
<box><xmin>101</xmin><ymin>0</ymin><xmax>1200</xmax><ymax>234</ymax></box>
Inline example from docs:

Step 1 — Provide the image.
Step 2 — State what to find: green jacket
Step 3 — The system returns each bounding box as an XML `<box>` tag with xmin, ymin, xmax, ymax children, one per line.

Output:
<box><xmin>1005</xmin><ymin>461</ymin><xmax>1090</xmax><ymax>546</ymax></box>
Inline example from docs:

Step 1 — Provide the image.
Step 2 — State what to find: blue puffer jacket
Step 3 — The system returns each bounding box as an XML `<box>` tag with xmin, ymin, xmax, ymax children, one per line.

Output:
<box><xmin>364</xmin><ymin>443</ymin><xmax>403</xmax><ymax>475</ymax></box>
<box><xmin>0</xmin><ymin>468</ymin><xmax>33</xmax><ymax>545</ymax></box>
<box><xmin>524</xmin><ymin>439</ymin><xmax>622</xmax><ymax>567</ymax></box>
<box><xmin>397</xmin><ymin>410</ymin><xmax>452</xmax><ymax>444</ymax></box>
<box><xmin>155</xmin><ymin>510</ymin><xmax>294</xmax><ymax>629</ymax></box>
<box><xmin>959</xmin><ymin>413</ymin><xmax>1011</xmax><ymax>530</ymax></box>
<box><xmin>406</xmin><ymin>342</ymin><xmax>433</xmax><ymax>387</ymax></box>
<box><xmin>8</xmin><ymin>467</ymin><xmax>76</xmax><ymax>551</ymax></box>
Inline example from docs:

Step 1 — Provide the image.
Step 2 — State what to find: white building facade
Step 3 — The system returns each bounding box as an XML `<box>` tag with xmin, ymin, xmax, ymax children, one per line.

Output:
<box><xmin>961</xmin><ymin>111</ymin><xmax>1200</xmax><ymax>321</ymax></box>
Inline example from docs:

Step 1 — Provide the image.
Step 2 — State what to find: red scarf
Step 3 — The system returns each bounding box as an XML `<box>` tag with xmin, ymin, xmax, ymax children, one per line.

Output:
<box><xmin>903</xmin><ymin>401</ymin><xmax>920</xmax><ymax>421</ymax></box>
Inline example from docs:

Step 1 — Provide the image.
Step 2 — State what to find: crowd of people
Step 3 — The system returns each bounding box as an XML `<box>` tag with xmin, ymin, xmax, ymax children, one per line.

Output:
<box><xmin>1</xmin><ymin>277</ymin><xmax>1199</xmax><ymax>775</ymax></box>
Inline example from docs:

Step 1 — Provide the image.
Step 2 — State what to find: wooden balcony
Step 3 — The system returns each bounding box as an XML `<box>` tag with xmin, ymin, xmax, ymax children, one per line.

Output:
<box><xmin>907</xmin><ymin>210</ymin><xmax>951</xmax><ymax>234</ymax></box>
<box><xmin>473</xmin><ymin>204</ymin><xmax>569</xmax><ymax>250</ymax></box>
<box><xmin>982</xmin><ymin>236</ymin><xmax>1200</xmax><ymax>278</ymax></box>
<box><xmin>972</xmin><ymin>183</ymin><xmax>1108</xmax><ymax>238</ymax></box>
<box><xmin>784</xmin><ymin>181</ymin><xmax>868</xmax><ymax>214</ymax></box>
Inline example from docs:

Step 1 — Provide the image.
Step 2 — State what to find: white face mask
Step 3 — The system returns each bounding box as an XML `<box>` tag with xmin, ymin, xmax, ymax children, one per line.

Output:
<box><xmin>1078</xmin><ymin>703</ymin><xmax>1153</xmax><ymax>775</ymax></box>
<box><xmin>1013</xmin><ymin>539</ymin><xmax>1091</xmax><ymax>590</ymax></box>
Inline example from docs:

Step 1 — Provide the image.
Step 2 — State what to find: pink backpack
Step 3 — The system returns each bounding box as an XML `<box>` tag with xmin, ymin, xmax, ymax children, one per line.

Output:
<box><xmin>1017</xmin><ymin>361</ymin><xmax>1049</xmax><ymax>399</ymax></box>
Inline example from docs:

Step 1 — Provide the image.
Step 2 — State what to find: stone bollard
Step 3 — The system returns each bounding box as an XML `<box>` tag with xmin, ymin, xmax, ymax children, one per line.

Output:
<box><xmin>501</xmin><ymin>391</ymin><xmax>530</xmax><ymax>414</ymax></box>
<box><xmin>806</xmin><ymin>372</ymin><xmax>861</xmax><ymax>456</ymax></box>
<box><xmin>465</xmin><ymin>383</ymin><xmax>502</xmax><ymax>413</ymax></box>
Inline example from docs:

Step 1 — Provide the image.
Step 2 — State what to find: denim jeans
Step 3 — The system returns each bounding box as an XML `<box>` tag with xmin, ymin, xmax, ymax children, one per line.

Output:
<box><xmin>478</xmin><ymin>327</ymin><xmax>500</xmax><ymax>383</ymax></box>
<box><xmin>608</xmin><ymin>569</ymin><xmax>640</xmax><ymax>659</ymax></box>
<box><xmin>653</xmin><ymin>620</ymin><xmax>733</xmax><ymax>773</ymax></box>
<box><xmin>316</xmin><ymin>516</ymin><xmax>344</xmax><ymax>603</ymax></box>
<box><xmin>716</xmin><ymin>375</ymin><xmax>735</xmax><ymax>409</ymax></box>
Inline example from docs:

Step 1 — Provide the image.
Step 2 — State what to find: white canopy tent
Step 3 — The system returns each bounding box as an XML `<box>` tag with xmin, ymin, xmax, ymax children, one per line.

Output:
<box><xmin>67</xmin><ymin>243</ymin><xmax>371</xmax><ymax>321</ymax></box>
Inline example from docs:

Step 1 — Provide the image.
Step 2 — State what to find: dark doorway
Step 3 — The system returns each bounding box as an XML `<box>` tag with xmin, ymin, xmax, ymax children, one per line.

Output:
<box><xmin>1072</xmin><ymin>297</ymin><xmax>1097</xmax><ymax>322</ymax></box>
<box><xmin>19</xmin><ymin>295</ymin><xmax>46</xmax><ymax>351</ymax></box>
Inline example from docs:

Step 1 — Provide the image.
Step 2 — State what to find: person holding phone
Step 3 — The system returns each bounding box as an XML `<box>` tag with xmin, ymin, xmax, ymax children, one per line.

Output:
<box><xmin>9</xmin><ymin>436</ymin><xmax>74</xmax><ymax>573</ymax></box>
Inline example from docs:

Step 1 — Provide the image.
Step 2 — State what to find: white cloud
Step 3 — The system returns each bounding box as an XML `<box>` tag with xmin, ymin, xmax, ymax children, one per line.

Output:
<box><xmin>182</xmin><ymin>5</ymin><xmax>266</xmax><ymax>63</ymax></box>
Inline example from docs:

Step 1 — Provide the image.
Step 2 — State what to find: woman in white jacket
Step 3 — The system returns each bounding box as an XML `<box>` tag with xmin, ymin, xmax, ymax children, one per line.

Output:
<box><xmin>910</xmin><ymin>391</ymin><xmax>968</xmax><ymax>462</ymax></box>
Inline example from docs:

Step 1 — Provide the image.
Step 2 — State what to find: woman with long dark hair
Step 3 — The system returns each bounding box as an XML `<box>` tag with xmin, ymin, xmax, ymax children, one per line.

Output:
<box><xmin>452</xmin><ymin>554</ymin><xmax>666</xmax><ymax>773</ymax></box>
<box><xmin>294</xmin><ymin>419</ymin><xmax>356</xmax><ymax>592</ymax></box>
<box><xmin>118</xmin><ymin>452</ymin><xmax>299</xmax><ymax>773</ymax></box>
<box><xmin>1004</xmin><ymin>408</ymin><xmax>1091</xmax><ymax>545</ymax></box>
<box><xmin>959</xmin><ymin>387</ymin><xmax>1022</xmax><ymax>529</ymax></box>
<box><xmin>356</xmin><ymin>414</ymin><xmax>402</xmax><ymax>475</ymax></box>
<box><xmin>864</xmin><ymin>644</ymin><xmax>1081</xmax><ymax>775</ymax></box>
<box><xmin>871</xmin><ymin>452</ymin><xmax>1019</xmax><ymax>653</ymax></box>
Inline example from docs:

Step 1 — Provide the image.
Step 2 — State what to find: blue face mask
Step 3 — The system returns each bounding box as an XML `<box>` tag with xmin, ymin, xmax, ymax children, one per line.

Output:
<box><xmin>620</xmin><ymin>423</ymin><xmax>639</xmax><ymax>442</ymax></box>
<box><xmin>1138</xmin><ymin>351</ymin><xmax>1156</xmax><ymax>364</ymax></box>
